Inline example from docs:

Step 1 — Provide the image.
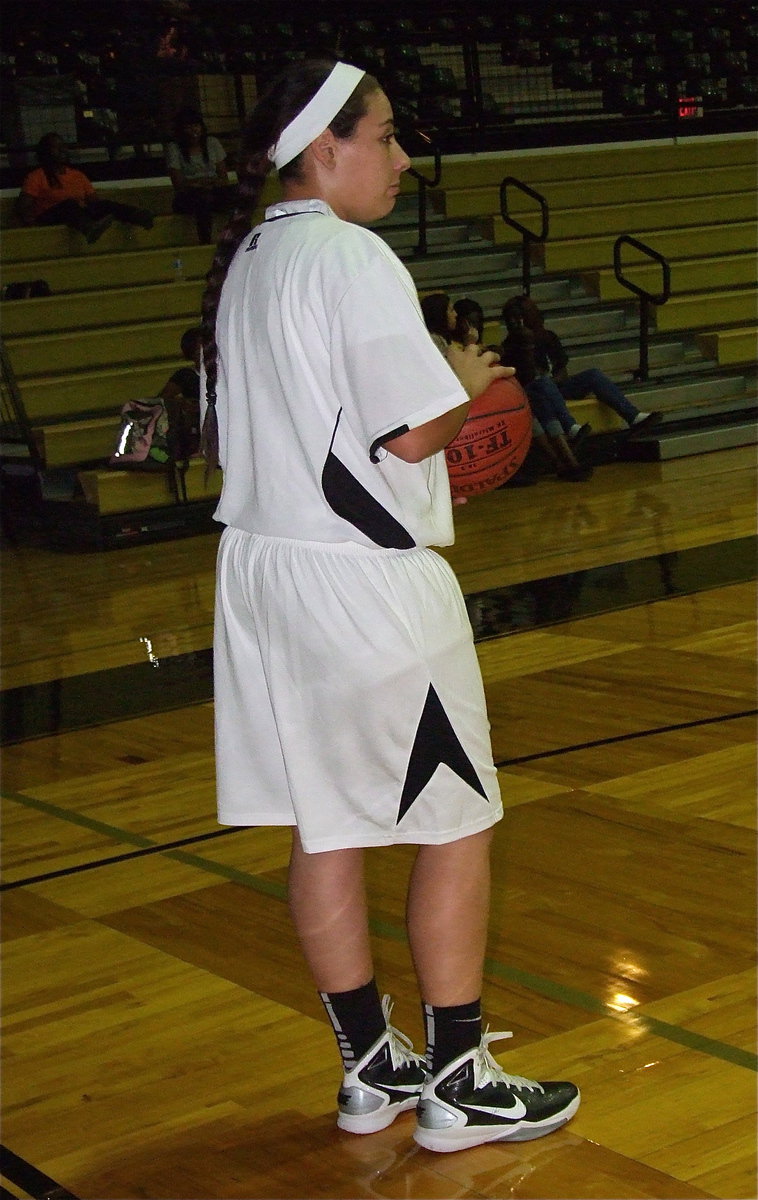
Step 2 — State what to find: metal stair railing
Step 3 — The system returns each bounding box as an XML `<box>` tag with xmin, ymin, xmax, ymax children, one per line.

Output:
<box><xmin>0</xmin><ymin>337</ymin><xmax>44</xmax><ymax>472</ymax></box>
<box><xmin>613</xmin><ymin>235</ymin><xmax>671</xmax><ymax>382</ymax></box>
<box><xmin>407</xmin><ymin>132</ymin><xmax>442</xmax><ymax>257</ymax></box>
<box><xmin>498</xmin><ymin>177</ymin><xmax>549</xmax><ymax>297</ymax></box>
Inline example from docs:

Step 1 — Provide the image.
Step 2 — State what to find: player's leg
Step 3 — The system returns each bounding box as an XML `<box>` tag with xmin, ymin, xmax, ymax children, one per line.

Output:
<box><xmin>408</xmin><ymin>829</ymin><xmax>580</xmax><ymax>1153</ymax></box>
<box><xmin>288</xmin><ymin>831</ymin><xmax>425</xmax><ymax>1134</ymax></box>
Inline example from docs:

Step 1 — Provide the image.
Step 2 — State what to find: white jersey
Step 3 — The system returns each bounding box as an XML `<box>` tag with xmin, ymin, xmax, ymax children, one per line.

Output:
<box><xmin>211</xmin><ymin>198</ymin><xmax>466</xmax><ymax>548</ymax></box>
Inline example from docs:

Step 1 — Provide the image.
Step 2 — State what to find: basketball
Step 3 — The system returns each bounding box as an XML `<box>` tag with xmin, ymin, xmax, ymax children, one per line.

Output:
<box><xmin>445</xmin><ymin>375</ymin><xmax>532</xmax><ymax>499</ymax></box>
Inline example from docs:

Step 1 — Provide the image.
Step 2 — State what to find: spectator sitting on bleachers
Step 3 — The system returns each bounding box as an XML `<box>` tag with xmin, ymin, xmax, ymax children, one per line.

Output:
<box><xmin>500</xmin><ymin>295</ymin><xmax>661</xmax><ymax>440</ymax></box>
<box><xmin>420</xmin><ymin>290</ymin><xmax>459</xmax><ymax>355</ymax></box>
<box><xmin>421</xmin><ymin>289</ymin><xmax>590</xmax><ymax>483</ymax></box>
<box><xmin>453</xmin><ymin>297</ymin><xmax>486</xmax><ymax>347</ymax></box>
<box><xmin>16</xmin><ymin>132</ymin><xmax>154</xmax><ymax>244</ymax></box>
<box><xmin>159</xmin><ymin>325</ymin><xmax>202</xmax><ymax>460</ymax></box>
<box><xmin>166</xmin><ymin>107</ymin><xmax>235</xmax><ymax>244</ymax></box>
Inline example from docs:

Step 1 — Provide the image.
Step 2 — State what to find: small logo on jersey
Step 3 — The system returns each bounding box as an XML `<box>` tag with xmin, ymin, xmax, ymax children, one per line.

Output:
<box><xmin>246</xmin><ymin>232</ymin><xmax>261</xmax><ymax>252</ymax></box>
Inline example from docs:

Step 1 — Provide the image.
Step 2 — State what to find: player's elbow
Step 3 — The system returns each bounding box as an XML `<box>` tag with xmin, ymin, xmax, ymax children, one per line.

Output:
<box><xmin>384</xmin><ymin>431</ymin><xmax>434</xmax><ymax>463</ymax></box>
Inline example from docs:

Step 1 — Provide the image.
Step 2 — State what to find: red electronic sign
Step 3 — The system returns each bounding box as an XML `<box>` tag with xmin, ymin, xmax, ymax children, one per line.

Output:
<box><xmin>678</xmin><ymin>96</ymin><xmax>704</xmax><ymax>117</ymax></box>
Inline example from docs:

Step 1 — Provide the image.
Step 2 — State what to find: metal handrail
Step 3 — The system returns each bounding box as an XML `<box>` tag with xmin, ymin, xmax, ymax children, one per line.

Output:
<box><xmin>0</xmin><ymin>338</ymin><xmax>44</xmax><ymax>472</ymax></box>
<box><xmin>499</xmin><ymin>176</ymin><xmax>549</xmax><ymax>296</ymax></box>
<box><xmin>408</xmin><ymin>132</ymin><xmax>442</xmax><ymax>256</ymax></box>
<box><xmin>613</xmin><ymin>235</ymin><xmax>671</xmax><ymax>382</ymax></box>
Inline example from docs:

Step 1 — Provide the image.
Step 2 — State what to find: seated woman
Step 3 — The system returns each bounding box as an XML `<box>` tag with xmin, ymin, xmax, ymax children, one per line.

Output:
<box><xmin>499</xmin><ymin>296</ymin><xmax>594</xmax><ymax>482</ymax></box>
<box><xmin>501</xmin><ymin>294</ymin><xmax>660</xmax><ymax>438</ymax></box>
<box><xmin>165</xmin><ymin>107</ymin><xmax>236</xmax><ymax>243</ymax></box>
<box><xmin>159</xmin><ymin>325</ymin><xmax>202</xmax><ymax>461</ymax></box>
<box><xmin>420</xmin><ymin>290</ymin><xmax>458</xmax><ymax>355</ymax></box>
<box><xmin>17</xmin><ymin>133</ymin><xmax>154</xmax><ymax>244</ymax></box>
<box><xmin>453</xmin><ymin>297</ymin><xmax>485</xmax><ymax>347</ymax></box>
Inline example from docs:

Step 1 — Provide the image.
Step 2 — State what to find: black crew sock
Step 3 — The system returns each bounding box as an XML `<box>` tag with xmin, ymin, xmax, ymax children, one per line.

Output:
<box><xmin>423</xmin><ymin>999</ymin><xmax>482</xmax><ymax>1075</ymax></box>
<box><xmin>320</xmin><ymin>979</ymin><xmax>386</xmax><ymax>1071</ymax></box>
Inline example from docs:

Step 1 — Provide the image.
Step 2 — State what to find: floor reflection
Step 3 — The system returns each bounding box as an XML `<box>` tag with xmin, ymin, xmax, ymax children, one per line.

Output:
<box><xmin>2</xmin><ymin>536</ymin><xmax>754</xmax><ymax>746</ymax></box>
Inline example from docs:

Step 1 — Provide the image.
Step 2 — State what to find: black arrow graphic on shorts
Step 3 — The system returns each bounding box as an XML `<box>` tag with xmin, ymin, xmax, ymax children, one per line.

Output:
<box><xmin>397</xmin><ymin>684</ymin><xmax>489</xmax><ymax>824</ymax></box>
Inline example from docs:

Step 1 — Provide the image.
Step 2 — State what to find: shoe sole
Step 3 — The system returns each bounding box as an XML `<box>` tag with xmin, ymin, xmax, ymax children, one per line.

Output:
<box><xmin>337</xmin><ymin>1095</ymin><xmax>420</xmax><ymax>1135</ymax></box>
<box><xmin>413</xmin><ymin>1093</ymin><xmax>580</xmax><ymax>1153</ymax></box>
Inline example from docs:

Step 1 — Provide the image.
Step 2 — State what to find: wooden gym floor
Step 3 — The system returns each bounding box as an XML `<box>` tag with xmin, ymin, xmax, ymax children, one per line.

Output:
<box><xmin>1</xmin><ymin>445</ymin><xmax>756</xmax><ymax>1200</ymax></box>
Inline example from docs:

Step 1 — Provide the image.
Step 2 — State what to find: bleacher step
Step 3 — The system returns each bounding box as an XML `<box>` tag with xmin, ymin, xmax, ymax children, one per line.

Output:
<box><xmin>380</xmin><ymin>220</ymin><xmax>492</xmax><ymax>254</ymax></box>
<box><xmin>624</xmin><ymin>373</ymin><xmax>752</xmax><ymax>409</ymax></box>
<box><xmin>78</xmin><ymin>459</ymin><xmax>221</xmax><ymax>515</ymax></box>
<box><xmin>2</xmin><ymin>279</ymin><xmax>204</xmax><ymax>336</ymax></box>
<box><xmin>1</xmin><ymin>243</ymin><xmax>215</xmax><ymax>294</ymax></box>
<box><xmin>619</xmin><ymin>416</ymin><xmax>757</xmax><ymax>461</ymax></box>
<box><xmin>696</xmin><ymin>327</ymin><xmax>758</xmax><ymax>368</ymax></box>
<box><xmin>405</xmin><ymin>247</ymin><xmax>521</xmax><ymax>288</ymax></box>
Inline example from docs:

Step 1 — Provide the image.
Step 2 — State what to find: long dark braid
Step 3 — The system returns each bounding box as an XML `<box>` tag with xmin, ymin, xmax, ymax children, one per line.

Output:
<box><xmin>199</xmin><ymin>59</ymin><xmax>379</xmax><ymax>474</ymax></box>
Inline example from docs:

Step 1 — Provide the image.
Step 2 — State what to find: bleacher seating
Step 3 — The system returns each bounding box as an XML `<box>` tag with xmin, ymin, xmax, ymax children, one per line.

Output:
<box><xmin>1</xmin><ymin>0</ymin><xmax>755</xmax><ymax>546</ymax></box>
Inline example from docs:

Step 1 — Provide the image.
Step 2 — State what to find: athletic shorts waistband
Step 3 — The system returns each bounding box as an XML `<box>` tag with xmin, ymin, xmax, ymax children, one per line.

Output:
<box><xmin>221</xmin><ymin>525</ymin><xmax>434</xmax><ymax>561</ymax></box>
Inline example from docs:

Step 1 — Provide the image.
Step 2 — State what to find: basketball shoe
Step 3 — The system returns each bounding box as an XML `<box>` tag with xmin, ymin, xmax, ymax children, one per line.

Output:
<box><xmin>414</xmin><ymin>1030</ymin><xmax>580</xmax><ymax>1153</ymax></box>
<box><xmin>337</xmin><ymin>996</ymin><xmax>427</xmax><ymax>1135</ymax></box>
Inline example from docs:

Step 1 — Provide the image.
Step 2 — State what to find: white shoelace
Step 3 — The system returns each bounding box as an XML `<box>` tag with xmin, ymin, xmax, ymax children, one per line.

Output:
<box><xmin>381</xmin><ymin>995</ymin><xmax>425</xmax><ymax>1071</ymax></box>
<box><xmin>473</xmin><ymin>1030</ymin><xmax>544</xmax><ymax>1094</ymax></box>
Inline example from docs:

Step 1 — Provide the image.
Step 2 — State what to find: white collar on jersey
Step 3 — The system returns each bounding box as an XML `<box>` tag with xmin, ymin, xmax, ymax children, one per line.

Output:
<box><xmin>263</xmin><ymin>199</ymin><xmax>333</xmax><ymax>221</ymax></box>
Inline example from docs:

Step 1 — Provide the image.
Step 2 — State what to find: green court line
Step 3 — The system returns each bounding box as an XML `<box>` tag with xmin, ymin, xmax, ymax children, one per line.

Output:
<box><xmin>2</xmin><ymin>789</ymin><xmax>156</xmax><ymax>847</ymax></box>
<box><xmin>4</xmin><ymin>787</ymin><xmax>756</xmax><ymax>1073</ymax></box>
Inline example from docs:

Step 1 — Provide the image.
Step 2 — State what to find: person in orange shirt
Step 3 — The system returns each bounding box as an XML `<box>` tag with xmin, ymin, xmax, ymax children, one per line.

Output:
<box><xmin>17</xmin><ymin>133</ymin><xmax>154</xmax><ymax>243</ymax></box>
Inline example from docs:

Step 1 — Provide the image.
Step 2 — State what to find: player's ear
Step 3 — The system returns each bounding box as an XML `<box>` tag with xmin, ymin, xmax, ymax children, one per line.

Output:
<box><xmin>310</xmin><ymin>129</ymin><xmax>338</xmax><ymax>169</ymax></box>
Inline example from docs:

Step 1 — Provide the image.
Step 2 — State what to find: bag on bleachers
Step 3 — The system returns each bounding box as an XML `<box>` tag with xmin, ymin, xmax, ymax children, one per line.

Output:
<box><xmin>109</xmin><ymin>399</ymin><xmax>171</xmax><ymax>470</ymax></box>
<box><xmin>3</xmin><ymin>279</ymin><xmax>51</xmax><ymax>300</ymax></box>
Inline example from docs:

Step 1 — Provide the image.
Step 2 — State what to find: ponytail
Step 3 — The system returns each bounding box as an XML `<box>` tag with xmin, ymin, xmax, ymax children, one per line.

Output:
<box><xmin>200</xmin><ymin>154</ymin><xmax>271</xmax><ymax>476</ymax></box>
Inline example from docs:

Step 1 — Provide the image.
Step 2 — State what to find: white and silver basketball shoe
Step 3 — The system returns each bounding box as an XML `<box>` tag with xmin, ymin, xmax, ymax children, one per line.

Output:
<box><xmin>337</xmin><ymin>996</ymin><xmax>427</xmax><ymax>1135</ymax></box>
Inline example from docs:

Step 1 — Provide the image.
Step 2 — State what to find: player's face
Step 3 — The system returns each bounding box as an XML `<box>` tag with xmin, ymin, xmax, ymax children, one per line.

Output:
<box><xmin>328</xmin><ymin>89</ymin><xmax>411</xmax><ymax>224</ymax></box>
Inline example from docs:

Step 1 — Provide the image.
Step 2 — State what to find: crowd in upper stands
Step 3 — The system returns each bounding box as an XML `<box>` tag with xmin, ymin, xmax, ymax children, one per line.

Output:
<box><xmin>1</xmin><ymin>0</ymin><xmax>754</xmax><ymax>167</ymax></box>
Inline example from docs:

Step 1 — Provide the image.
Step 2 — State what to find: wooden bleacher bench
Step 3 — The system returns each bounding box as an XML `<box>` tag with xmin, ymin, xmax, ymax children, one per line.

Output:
<box><xmin>5</xmin><ymin>317</ymin><xmax>190</xmax><ymax>380</ymax></box>
<box><xmin>654</xmin><ymin>287</ymin><xmax>756</xmax><ymax>333</ymax></box>
<box><xmin>489</xmin><ymin>190</ymin><xmax>757</xmax><ymax>244</ymax></box>
<box><xmin>442</xmin><ymin>163</ymin><xmax>756</xmax><ymax>220</ymax></box>
<box><xmin>2</xmin><ymin>280</ymin><xmax>204</xmax><ymax>337</ymax></box>
<box><xmin>422</xmin><ymin>135</ymin><xmax>758</xmax><ymax>193</ymax></box>
<box><xmin>1</xmin><ymin>243</ymin><xmax>214</xmax><ymax>293</ymax></box>
<box><xmin>1</xmin><ymin>215</ymin><xmax>208</xmax><ymax>262</ymax></box>
<box><xmin>78</xmin><ymin>458</ymin><xmax>221</xmax><ymax>515</ymax></box>
<box><xmin>581</xmin><ymin>252</ymin><xmax>757</xmax><ymax>303</ymax></box>
<box><xmin>16</xmin><ymin>363</ymin><xmax>175</xmax><ymax>425</ymax></box>
<box><xmin>696</xmin><ymin>327</ymin><xmax>758</xmax><ymax>368</ymax></box>
<box><xmin>35</xmin><ymin>415</ymin><xmax>117</xmax><ymax>468</ymax></box>
<box><xmin>535</xmin><ymin>220</ymin><xmax>758</xmax><ymax>274</ymax></box>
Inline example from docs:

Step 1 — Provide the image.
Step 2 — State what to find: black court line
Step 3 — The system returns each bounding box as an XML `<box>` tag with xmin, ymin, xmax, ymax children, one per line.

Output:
<box><xmin>5</xmin><ymin>709</ymin><xmax>753</xmax><ymax>893</ymax></box>
<box><xmin>0</xmin><ymin>1146</ymin><xmax>79</xmax><ymax>1200</ymax></box>
<box><xmin>0</xmin><ymin>826</ymin><xmax>240</xmax><ymax>892</ymax></box>
<box><xmin>2</xmin><ymin>536</ymin><xmax>754</xmax><ymax>747</ymax></box>
<box><xmin>494</xmin><ymin>708</ymin><xmax>758</xmax><ymax>768</ymax></box>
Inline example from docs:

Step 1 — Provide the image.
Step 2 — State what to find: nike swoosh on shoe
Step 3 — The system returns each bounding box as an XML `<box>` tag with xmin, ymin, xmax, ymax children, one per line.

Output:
<box><xmin>454</xmin><ymin>1097</ymin><xmax>527</xmax><ymax>1122</ymax></box>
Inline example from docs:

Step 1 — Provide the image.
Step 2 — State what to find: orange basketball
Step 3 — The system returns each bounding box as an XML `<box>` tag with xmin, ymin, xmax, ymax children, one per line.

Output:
<box><xmin>445</xmin><ymin>376</ymin><xmax>532</xmax><ymax>499</ymax></box>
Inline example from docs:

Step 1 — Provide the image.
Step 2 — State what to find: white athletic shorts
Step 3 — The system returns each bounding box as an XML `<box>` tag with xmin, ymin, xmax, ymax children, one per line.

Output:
<box><xmin>213</xmin><ymin>526</ymin><xmax>503</xmax><ymax>852</ymax></box>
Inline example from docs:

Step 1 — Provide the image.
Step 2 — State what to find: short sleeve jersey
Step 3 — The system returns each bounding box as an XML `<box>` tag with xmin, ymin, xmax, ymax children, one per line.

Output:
<box><xmin>166</xmin><ymin>136</ymin><xmax>226</xmax><ymax>183</ymax></box>
<box><xmin>210</xmin><ymin>199</ymin><xmax>467</xmax><ymax>549</ymax></box>
<box><xmin>21</xmin><ymin>166</ymin><xmax>95</xmax><ymax>218</ymax></box>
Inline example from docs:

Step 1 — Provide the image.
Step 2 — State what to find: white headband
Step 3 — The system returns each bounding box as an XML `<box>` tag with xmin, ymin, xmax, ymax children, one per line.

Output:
<box><xmin>267</xmin><ymin>62</ymin><xmax>366</xmax><ymax>170</ymax></box>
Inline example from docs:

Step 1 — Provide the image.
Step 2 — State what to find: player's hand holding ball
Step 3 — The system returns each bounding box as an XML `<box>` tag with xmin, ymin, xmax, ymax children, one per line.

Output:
<box><xmin>445</xmin><ymin>346</ymin><xmax>532</xmax><ymax>501</ymax></box>
<box><xmin>447</xmin><ymin>343</ymin><xmax>515</xmax><ymax>400</ymax></box>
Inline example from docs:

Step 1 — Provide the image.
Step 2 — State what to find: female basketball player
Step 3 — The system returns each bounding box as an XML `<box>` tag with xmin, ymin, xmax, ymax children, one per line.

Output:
<box><xmin>199</xmin><ymin>58</ymin><xmax>579</xmax><ymax>1154</ymax></box>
